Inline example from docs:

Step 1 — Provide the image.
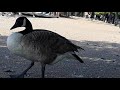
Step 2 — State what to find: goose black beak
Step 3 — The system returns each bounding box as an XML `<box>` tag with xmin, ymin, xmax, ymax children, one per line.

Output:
<box><xmin>10</xmin><ymin>25</ymin><xmax>17</xmax><ymax>30</ymax></box>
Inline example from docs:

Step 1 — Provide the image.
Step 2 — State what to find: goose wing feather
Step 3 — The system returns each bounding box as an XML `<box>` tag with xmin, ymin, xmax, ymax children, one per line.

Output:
<box><xmin>20</xmin><ymin>30</ymin><xmax>81</xmax><ymax>55</ymax></box>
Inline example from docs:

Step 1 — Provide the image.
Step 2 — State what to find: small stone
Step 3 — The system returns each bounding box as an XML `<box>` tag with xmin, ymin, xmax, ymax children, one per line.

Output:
<box><xmin>101</xmin><ymin>58</ymin><xmax>105</xmax><ymax>60</ymax></box>
<box><xmin>116</xmin><ymin>55</ymin><xmax>119</xmax><ymax>57</ymax></box>
<box><xmin>5</xmin><ymin>56</ymin><xmax>9</xmax><ymax>59</ymax></box>
<box><xmin>4</xmin><ymin>70</ymin><xmax>14</xmax><ymax>72</ymax></box>
<box><xmin>86</xmin><ymin>43</ymin><xmax>89</xmax><ymax>45</ymax></box>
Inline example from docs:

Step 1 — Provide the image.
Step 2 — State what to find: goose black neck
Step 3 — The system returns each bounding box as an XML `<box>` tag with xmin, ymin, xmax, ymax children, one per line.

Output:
<box><xmin>25</xmin><ymin>19</ymin><xmax>33</xmax><ymax>30</ymax></box>
<box><xmin>19</xmin><ymin>28</ymin><xmax>33</xmax><ymax>35</ymax></box>
<box><xmin>19</xmin><ymin>22</ymin><xmax>33</xmax><ymax>35</ymax></box>
<box><xmin>26</xmin><ymin>26</ymin><xmax>33</xmax><ymax>31</ymax></box>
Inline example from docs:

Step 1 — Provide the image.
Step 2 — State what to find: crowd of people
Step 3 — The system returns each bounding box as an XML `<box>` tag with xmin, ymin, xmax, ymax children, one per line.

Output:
<box><xmin>84</xmin><ymin>12</ymin><xmax>120</xmax><ymax>28</ymax></box>
<box><xmin>53</xmin><ymin>12</ymin><xmax>120</xmax><ymax>28</ymax></box>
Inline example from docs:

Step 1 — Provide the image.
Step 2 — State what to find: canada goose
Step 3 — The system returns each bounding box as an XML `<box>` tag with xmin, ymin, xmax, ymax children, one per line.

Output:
<box><xmin>7</xmin><ymin>17</ymin><xmax>84</xmax><ymax>78</ymax></box>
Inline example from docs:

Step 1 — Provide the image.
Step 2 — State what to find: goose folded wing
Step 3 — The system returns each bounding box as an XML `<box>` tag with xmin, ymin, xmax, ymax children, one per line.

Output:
<box><xmin>20</xmin><ymin>30</ymin><xmax>81</xmax><ymax>54</ymax></box>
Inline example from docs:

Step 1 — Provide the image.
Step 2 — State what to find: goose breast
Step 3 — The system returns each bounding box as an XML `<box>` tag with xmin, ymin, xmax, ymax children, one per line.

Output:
<box><xmin>7</xmin><ymin>32</ymin><xmax>23</xmax><ymax>56</ymax></box>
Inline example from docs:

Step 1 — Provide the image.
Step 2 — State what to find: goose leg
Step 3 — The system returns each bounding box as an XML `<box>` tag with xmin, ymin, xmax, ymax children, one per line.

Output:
<box><xmin>41</xmin><ymin>64</ymin><xmax>46</xmax><ymax>78</ymax></box>
<box><xmin>10</xmin><ymin>61</ymin><xmax>34</xmax><ymax>78</ymax></box>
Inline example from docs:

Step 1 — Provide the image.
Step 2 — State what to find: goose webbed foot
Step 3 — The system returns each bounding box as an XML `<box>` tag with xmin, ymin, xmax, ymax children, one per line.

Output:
<box><xmin>10</xmin><ymin>61</ymin><xmax>34</xmax><ymax>78</ymax></box>
<box><xmin>10</xmin><ymin>74</ymin><xmax>25</xmax><ymax>78</ymax></box>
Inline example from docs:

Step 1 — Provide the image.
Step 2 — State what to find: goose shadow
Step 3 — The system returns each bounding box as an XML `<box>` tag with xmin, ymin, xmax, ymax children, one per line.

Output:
<box><xmin>1</xmin><ymin>35</ymin><xmax>120</xmax><ymax>78</ymax></box>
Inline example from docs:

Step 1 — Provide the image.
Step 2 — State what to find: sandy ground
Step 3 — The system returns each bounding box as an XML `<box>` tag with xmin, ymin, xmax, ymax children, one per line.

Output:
<box><xmin>0</xmin><ymin>16</ymin><xmax>120</xmax><ymax>78</ymax></box>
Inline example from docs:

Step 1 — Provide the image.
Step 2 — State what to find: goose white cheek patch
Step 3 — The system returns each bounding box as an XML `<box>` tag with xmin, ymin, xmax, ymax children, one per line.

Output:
<box><xmin>21</xmin><ymin>18</ymin><xmax>26</xmax><ymax>27</ymax></box>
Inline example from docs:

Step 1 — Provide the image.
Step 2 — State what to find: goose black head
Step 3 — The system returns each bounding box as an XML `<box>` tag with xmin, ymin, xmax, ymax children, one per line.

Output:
<box><xmin>10</xmin><ymin>17</ymin><xmax>33</xmax><ymax>30</ymax></box>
